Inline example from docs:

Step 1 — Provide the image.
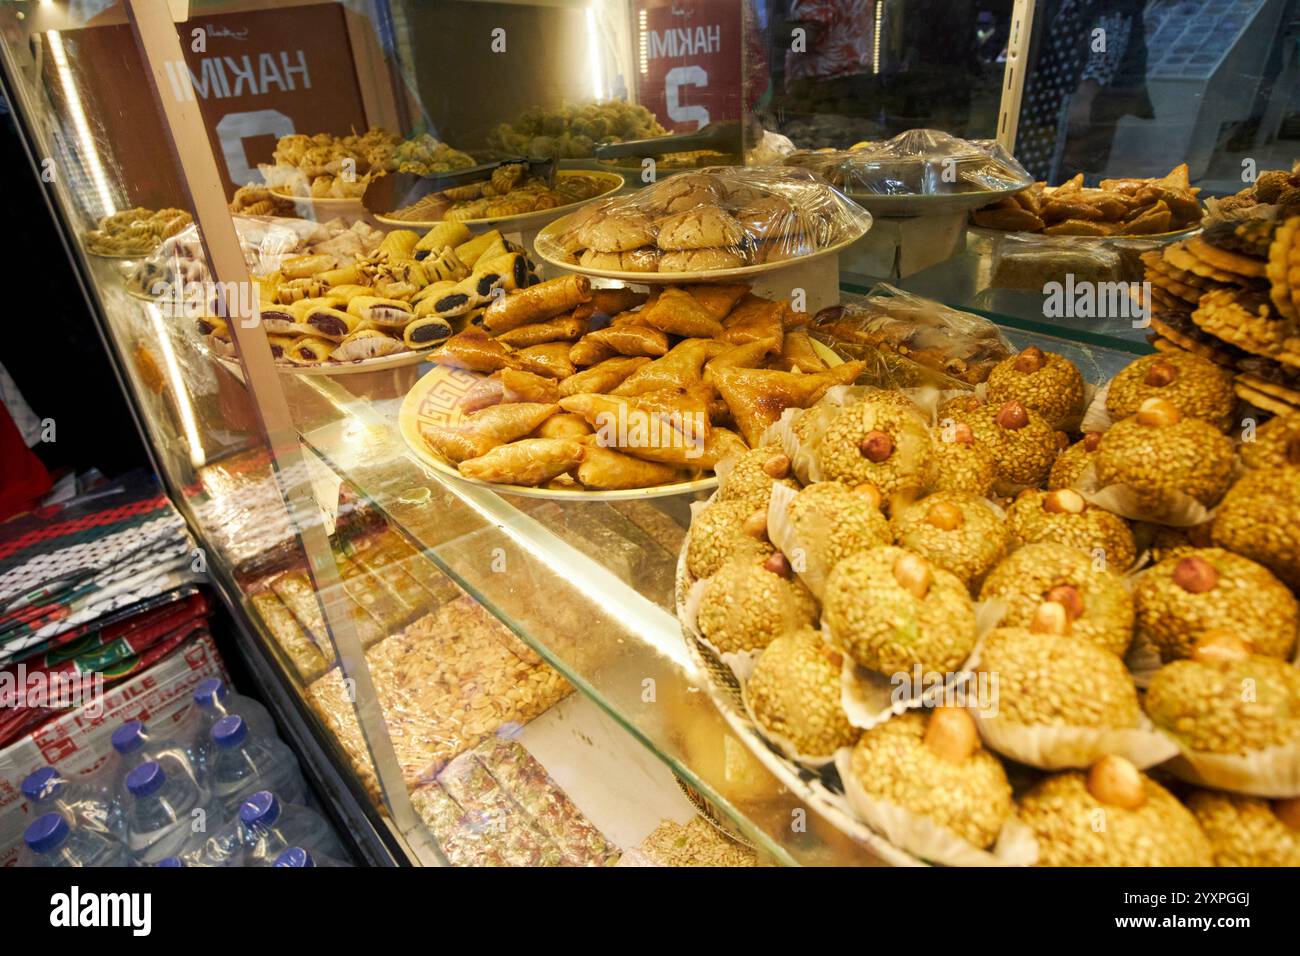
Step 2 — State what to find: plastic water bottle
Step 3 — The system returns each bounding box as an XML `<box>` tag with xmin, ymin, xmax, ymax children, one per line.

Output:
<box><xmin>121</xmin><ymin>760</ymin><xmax>219</xmax><ymax>865</ymax></box>
<box><xmin>179</xmin><ymin>821</ymin><xmax>246</xmax><ymax>867</ymax></box>
<box><xmin>21</xmin><ymin>766</ymin><xmax>124</xmax><ymax>840</ymax></box>
<box><xmin>21</xmin><ymin>812</ymin><xmax>129</xmax><ymax>867</ymax></box>
<box><xmin>272</xmin><ymin>846</ymin><xmax>350</xmax><ymax>867</ymax></box>
<box><xmin>155</xmin><ymin>856</ymin><xmax>185</xmax><ymax>867</ymax></box>
<box><xmin>237</xmin><ymin>791</ymin><xmax>346</xmax><ymax>863</ymax></box>
<box><xmin>209</xmin><ymin>715</ymin><xmax>306</xmax><ymax>816</ymax></box>
<box><xmin>192</xmin><ymin>678</ymin><xmax>275</xmax><ymax>740</ymax></box>
<box><xmin>110</xmin><ymin>721</ymin><xmax>206</xmax><ymax>796</ymax></box>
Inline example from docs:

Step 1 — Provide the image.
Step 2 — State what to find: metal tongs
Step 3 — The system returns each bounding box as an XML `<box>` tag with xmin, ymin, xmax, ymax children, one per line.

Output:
<box><xmin>593</xmin><ymin>119</ymin><xmax>747</xmax><ymax>162</ymax></box>
<box><xmin>362</xmin><ymin>157</ymin><xmax>556</xmax><ymax>215</ymax></box>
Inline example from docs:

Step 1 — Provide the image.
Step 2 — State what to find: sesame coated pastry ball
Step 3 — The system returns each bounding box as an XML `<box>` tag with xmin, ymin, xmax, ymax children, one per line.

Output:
<box><xmin>890</xmin><ymin>492</ymin><xmax>1008</xmax><ymax>590</ymax></box>
<box><xmin>1016</xmin><ymin>756</ymin><xmax>1213</xmax><ymax>866</ymax></box>
<box><xmin>1133</xmin><ymin>549</ymin><xmax>1298</xmax><ymax>663</ymax></box>
<box><xmin>823</xmin><ymin>546</ymin><xmax>977</xmax><ymax>675</ymax></box>
<box><xmin>1007</xmin><ymin>488</ymin><xmax>1137</xmax><ymax>572</ymax></box>
<box><xmin>716</xmin><ymin>448</ymin><xmax>799</xmax><ymax>512</ymax></box>
<box><xmin>936</xmin><ymin>392</ymin><xmax>986</xmax><ymax>425</ymax></box>
<box><xmin>696</xmin><ymin>554</ymin><xmax>818</xmax><ymax>655</ymax></box>
<box><xmin>1048</xmin><ymin>431</ymin><xmax>1103</xmax><ymax>490</ymax></box>
<box><xmin>784</xmin><ymin>481</ymin><xmax>891</xmax><ymax>568</ymax></box>
<box><xmin>1144</xmin><ymin>631</ymin><xmax>1300</xmax><ymax>754</ymax></box>
<box><xmin>986</xmin><ymin>347</ymin><xmax>1087</xmax><ymax>432</ymax></box>
<box><xmin>1240</xmin><ymin>411</ymin><xmax>1300</xmax><ymax>470</ymax></box>
<box><xmin>976</xmin><ymin>603</ymin><xmax>1141</xmax><ymax>730</ymax></box>
<box><xmin>746</xmin><ymin>629</ymin><xmax>860</xmax><ymax>757</ymax></box>
<box><xmin>816</xmin><ymin>399</ymin><xmax>934</xmax><ymax>505</ymax></box>
<box><xmin>1186</xmin><ymin>791</ymin><xmax>1300</xmax><ymax>866</ymax></box>
<box><xmin>929</xmin><ymin>420</ymin><xmax>997</xmax><ymax>497</ymax></box>
<box><xmin>1211</xmin><ymin>466</ymin><xmax>1300</xmax><ymax>590</ymax></box>
<box><xmin>964</xmin><ymin>400</ymin><xmax>1060</xmax><ymax>490</ymax></box>
<box><xmin>979</xmin><ymin>543</ymin><xmax>1134</xmax><ymax>657</ymax></box>
<box><xmin>686</xmin><ymin>498</ymin><xmax>774</xmax><ymax>579</ymax></box>
<box><xmin>1093</xmin><ymin>399</ymin><xmax>1236</xmax><ymax>511</ymax></box>
<box><xmin>1105</xmin><ymin>352</ymin><xmax>1236</xmax><ymax>433</ymax></box>
<box><xmin>847</xmin><ymin>708</ymin><xmax>1012</xmax><ymax>848</ymax></box>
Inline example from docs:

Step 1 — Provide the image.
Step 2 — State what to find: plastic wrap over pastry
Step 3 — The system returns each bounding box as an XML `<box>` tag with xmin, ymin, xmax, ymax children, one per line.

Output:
<box><xmin>809</xmin><ymin>286</ymin><xmax>1014</xmax><ymax>388</ymax></box>
<box><xmin>989</xmin><ymin>234</ymin><xmax>1129</xmax><ymax>290</ymax></box>
<box><xmin>783</xmin><ymin>129</ymin><xmax>1032</xmax><ymax>197</ymax></box>
<box><xmin>540</xmin><ymin>166</ymin><xmax>872</xmax><ymax>274</ymax></box>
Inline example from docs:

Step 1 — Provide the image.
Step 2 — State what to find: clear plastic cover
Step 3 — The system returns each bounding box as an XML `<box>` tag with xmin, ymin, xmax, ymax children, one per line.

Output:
<box><xmin>542</xmin><ymin>166</ymin><xmax>872</xmax><ymax>275</ymax></box>
<box><xmin>989</xmin><ymin>234</ymin><xmax>1127</xmax><ymax>291</ymax></box>
<box><xmin>808</xmin><ymin>285</ymin><xmax>1014</xmax><ymax>389</ymax></box>
<box><xmin>783</xmin><ymin>129</ymin><xmax>1032</xmax><ymax>197</ymax></box>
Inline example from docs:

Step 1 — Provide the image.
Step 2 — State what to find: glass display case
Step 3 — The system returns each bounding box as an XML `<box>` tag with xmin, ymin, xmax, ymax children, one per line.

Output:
<box><xmin>4</xmin><ymin>0</ymin><xmax>1297</xmax><ymax>868</ymax></box>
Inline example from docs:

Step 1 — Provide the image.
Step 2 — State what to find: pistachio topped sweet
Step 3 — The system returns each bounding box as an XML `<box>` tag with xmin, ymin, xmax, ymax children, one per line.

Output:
<box><xmin>746</xmin><ymin>629</ymin><xmax>859</xmax><ymax>757</ymax></box>
<box><xmin>930</xmin><ymin>421</ymin><xmax>997</xmax><ymax>497</ymax></box>
<box><xmin>891</xmin><ymin>492</ymin><xmax>1008</xmax><ymax>590</ymax></box>
<box><xmin>964</xmin><ymin>400</ymin><xmax>1059</xmax><ymax>490</ymax></box>
<box><xmin>1105</xmin><ymin>352</ymin><xmax>1236</xmax><ymax>432</ymax></box>
<box><xmin>817</xmin><ymin>400</ymin><xmax>934</xmax><ymax>504</ymax></box>
<box><xmin>847</xmin><ymin>708</ymin><xmax>1012</xmax><ymax>848</ymax></box>
<box><xmin>986</xmin><ymin>347</ymin><xmax>1087</xmax><ymax>432</ymax></box>
<box><xmin>979</xmin><ymin>543</ymin><xmax>1134</xmax><ymax>657</ymax></box>
<box><xmin>785</xmin><ymin>481</ymin><xmax>891</xmax><ymax>568</ymax></box>
<box><xmin>1094</xmin><ymin>399</ymin><xmax>1236</xmax><ymax>510</ymax></box>
<box><xmin>1186</xmin><ymin>791</ymin><xmax>1300</xmax><ymax>867</ymax></box>
<box><xmin>1133</xmin><ymin>549</ymin><xmax>1298</xmax><ymax>662</ymax></box>
<box><xmin>978</xmin><ymin>602</ymin><xmax>1141</xmax><ymax>729</ymax></box>
<box><xmin>1007</xmin><ymin>488</ymin><xmax>1137</xmax><ymax>571</ymax></box>
<box><xmin>1017</xmin><ymin>756</ymin><xmax>1213</xmax><ymax>866</ymax></box>
<box><xmin>686</xmin><ymin>498</ymin><xmax>774</xmax><ymax>579</ymax></box>
<box><xmin>1144</xmin><ymin>632</ymin><xmax>1300</xmax><ymax>753</ymax></box>
<box><xmin>1048</xmin><ymin>431</ymin><xmax>1103</xmax><ymax>490</ymax></box>
<box><xmin>1212</xmin><ymin>466</ymin><xmax>1300</xmax><ymax>590</ymax></box>
<box><xmin>717</xmin><ymin>448</ymin><xmax>799</xmax><ymax>512</ymax></box>
<box><xmin>696</xmin><ymin>554</ymin><xmax>818</xmax><ymax>654</ymax></box>
<box><xmin>823</xmin><ymin>547</ymin><xmax>977</xmax><ymax>675</ymax></box>
<box><xmin>1240</xmin><ymin>411</ymin><xmax>1300</xmax><ymax>470</ymax></box>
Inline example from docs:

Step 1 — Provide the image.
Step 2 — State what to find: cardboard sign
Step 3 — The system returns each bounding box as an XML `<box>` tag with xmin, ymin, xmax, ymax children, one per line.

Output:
<box><xmin>45</xmin><ymin>3</ymin><xmax>372</xmax><ymax>206</ymax></box>
<box><xmin>634</xmin><ymin>0</ymin><xmax>743</xmax><ymax>133</ymax></box>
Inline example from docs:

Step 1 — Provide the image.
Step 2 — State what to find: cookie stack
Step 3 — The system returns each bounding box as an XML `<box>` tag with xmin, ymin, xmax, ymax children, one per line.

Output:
<box><xmin>554</xmin><ymin>168</ymin><xmax>871</xmax><ymax>276</ymax></box>
<box><xmin>1142</xmin><ymin>219</ymin><xmax>1300</xmax><ymax>417</ymax></box>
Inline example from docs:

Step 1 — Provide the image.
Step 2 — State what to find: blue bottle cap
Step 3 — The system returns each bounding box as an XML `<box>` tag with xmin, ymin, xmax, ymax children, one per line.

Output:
<box><xmin>111</xmin><ymin>720</ymin><xmax>147</xmax><ymax>754</ymax></box>
<box><xmin>211</xmin><ymin>714</ymin><xmax>247</xmax><ymax>748</ymax></box>
<box><xmin>24</xmin><ymin>812</ymin><xmax>70</xmax><ymax>854</ymax></box>
<box><xmin>238</xmin><ymin>790</ymin><xmax>280</xmax><ymax>829</ymax></box>
<box><xmin>126</xmin><ymin>761</ymin><xmax>166</xmax><ymax>798</ymax></box>
<box><xmin>193</xmin><ymin>678</ymin><xmax>228</xmax><ymax>707</ymax></box>
<box><xmin>21</xmin><ymin>767</ymin><xmax>63</xmax><ymax>802</ymax></box>
<box><xmin>272</xmin><ymin>847</ymin><xmax>314</xmax><ymax>868</ymax></box>
<box><xmin>155</xmin><ymin>856</ymin><xmax>184</xmax><ymax>867</ymax></box>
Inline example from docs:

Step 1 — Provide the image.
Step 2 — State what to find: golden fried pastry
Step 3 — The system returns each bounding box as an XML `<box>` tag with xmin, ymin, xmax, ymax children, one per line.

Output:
<box><xmin>686</xmin><ymin>283</ymin><xmax>749</xmax><ymax>319</ymax></box>
<box><xmin>482</xmin><ymin>275</ymin><xmax>591</xmax><ymax>333</ymax></box>
<box><xmin>637</xmin><ymin>287</ymin><xmax>726</xmax><ymax>338</ymax></box>
<box><xmin>533</xmin><ymin>413</ymin><xmax>593</xmax><ymax>440</ymax></box>
<box><xmin>569</xmin><ymin>325</ymin><xmax>670</xmax><ymax>365</ymax></box>
<box><xmin>495</xmin><ymin>315</ymin><xmax>589</xmax><ymax>348</ymax></box>
<box><xmin>461</xmin><ymin>368</ymin><xmax>561</xmax><ymax>412</ymax></box>
<box><xmin>458</xmin><ymin>438</ymin><xmax>585</xmax><ymax>486</ymax></box>
<box><xmin>558</xmin><ymin>356</ymin><xmax>652</xmax><ymax>396</ymax></box>
<box><xmin>575</xmin><ymin>443</ymin><xmax>685</xmax><ymax>489</ymax></box>
<box><xmin>420</xmin><ymin>402</ymin><xmax>559</xmax><ymax>463</ymax></box>
<box><xmin>719</xmin><ymin>295</ymin><xmax>786</xmax><ymax>347</ymax></box>
<box><xmin>513</xmin><ymin>341</ymin><xmax>576</xmax><ymax>379</ymax></box>
<box><xmin>709</xmin><ymin>362</ymin><xmax>865</xmax><ymax>446</ymax></box>
<box><xmin>612</xmin><ymin>338</ymin><xmax>729</xmax><ymax>396</ymax></box>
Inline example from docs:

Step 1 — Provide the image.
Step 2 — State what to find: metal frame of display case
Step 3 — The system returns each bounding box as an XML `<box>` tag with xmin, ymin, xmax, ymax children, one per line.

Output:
<box><xmin>2</xmin><ymin>0</ymin><xmax>1171</xmax><ymax>867</ymax></box>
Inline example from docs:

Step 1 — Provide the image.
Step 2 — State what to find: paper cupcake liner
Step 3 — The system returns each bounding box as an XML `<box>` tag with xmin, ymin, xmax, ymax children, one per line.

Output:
<box><xmin>833</xmin><ymin>749</ymin><xmax>1038</xmax><ymax>866</ymax></box>
<box><xmin>835</xmin><ymin>598</ymin><xmax>1007</xmax><ymax>730</ymax></box>
<box><xmin>1164</xmin><ymin>738</ymin><xmax>1300</xmax><ymax>798</ymax></box>
<box><xmin>1079</xmin><ymin>380</ymin><xmax>1114</xmax><ymax>434</ymax></box>
<box><xmin>971</xmin><ymin>711</ymin><xmax>1179</xmax><ymax>770</ymax></box>
<box><xmin>738</xmin><ymin>683</ymin><xmax>836</xmax><ymax>770</ymax></box>
<box><xmin>765</xmin><ymin>480</ymin><xmax>838</xmax><ymax>599</ymax></box>
<box><xmin>1071</xmin><ymin>460</ymin><xmax>1214</xmax><ymax>527</ymax></box>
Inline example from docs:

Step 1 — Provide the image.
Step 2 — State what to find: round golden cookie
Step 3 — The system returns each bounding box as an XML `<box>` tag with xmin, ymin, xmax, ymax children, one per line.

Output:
<box><xmin>1235</xmin><ymin>382</ymin><xmax>1300</xmax><ymax>416</ymax></box>
<box><xmin>1148</xmin><ymin>316</ymin><xmax>1236</xmax><ymax>365</ymax></box>
<box><xmin>1187</xmin><ymin>235</ymin><xmax>1267</xmax><ymax>279</ymax></box>
<box><xmin>655</xmin><ymin>206</ymin><xmax>745</xmax><ymax>251</ymax></box>
<box><xmin>1265</xmin><ymin>216</ymin><xmax>1299</xmax><ymax>322</ymax></box>
<box><xmin>1164</xmin><ymin>242</ymin><xmax>1239</xmax><ymax>283</ymax></box>
<box><xmin>1237</xmin><ymin>373</ymin><xmax>1300</xmax><ymax>407</ymax></box>
<box><xmin>1193</xmin><ymin>288</ymin><xmax>1288</xmax><ymax>358</ymax></box>
<box><xmin>658</xmin><ymin>248</ymin><xmax>746</xmax><ymax>272</ymax></box>
<box><xmin>577</xmin><ymin>212</ymin><xmax>656</xmax><ymax>253</ymax></box>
